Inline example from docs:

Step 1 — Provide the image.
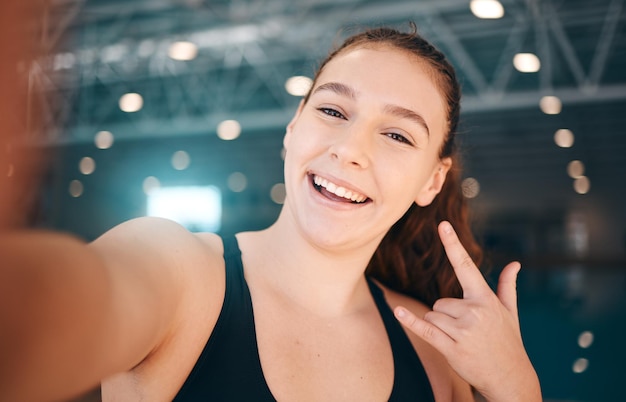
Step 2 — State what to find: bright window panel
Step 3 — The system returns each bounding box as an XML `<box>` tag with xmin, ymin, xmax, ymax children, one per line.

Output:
<box><xmin>147</xmin><ymin>185</ymin><xmax>221</xmax><ymax>232</ymax></box>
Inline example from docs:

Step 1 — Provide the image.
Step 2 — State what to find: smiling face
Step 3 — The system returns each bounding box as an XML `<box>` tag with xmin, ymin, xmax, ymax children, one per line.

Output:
<box><xmin>281</xmin><ymin>45</ymin><xmax>452</xmax><ymax>250</ymax></box>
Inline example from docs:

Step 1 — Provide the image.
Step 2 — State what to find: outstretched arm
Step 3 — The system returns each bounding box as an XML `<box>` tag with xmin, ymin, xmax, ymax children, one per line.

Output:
<box><xmin>394</xmin><ymin>221</ymin><xmax>541</xmax><ymax>402</ymax></box>
<box><xmin>1</xmin><ymin>232</ymin><xmax>119</xmax><ymax>401</ymax></box>
<box><xmin>0</xmin><ymin>5</ymin><xmax>199</xmax><ymax>401</ymax></box>
<box><xmin>0</xmin><ymin>218</ymin><xmax>212</xmax><ymax>402</ymax></box>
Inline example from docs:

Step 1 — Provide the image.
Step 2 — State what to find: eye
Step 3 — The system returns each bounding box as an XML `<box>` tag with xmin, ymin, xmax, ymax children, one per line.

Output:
<box><xmin>318</xmin><ymin>107</ymin><xmax>346</xmax><ymax>120</ymax></box>
<box><xmin>386</xmin><ymin>132</ymin><xmax>413</xmax><ymax>146</ymax></box>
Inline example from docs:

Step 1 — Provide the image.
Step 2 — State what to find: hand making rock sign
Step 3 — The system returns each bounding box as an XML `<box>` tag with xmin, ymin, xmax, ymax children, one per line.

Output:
<box><xmin>395</xmin><ymin>221</ymin><xmax>542</xmax><ymax>402</ymax></box>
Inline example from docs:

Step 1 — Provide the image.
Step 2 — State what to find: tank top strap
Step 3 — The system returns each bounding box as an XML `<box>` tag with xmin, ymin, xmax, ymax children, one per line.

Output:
<box><xmin>366</xmin><ymin>277</ymin><xmax>435</xmax><ymax>402</ymax></box>
<box><xmin>172</xmin><ymin>235</ymin><xmax>276</xmax><ymax>401</ymax></box>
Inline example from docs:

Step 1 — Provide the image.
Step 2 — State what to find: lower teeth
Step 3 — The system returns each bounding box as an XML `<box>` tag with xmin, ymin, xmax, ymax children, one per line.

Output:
<box><xmin>313</xmin><ymin>179</ymin><xmax>365</xmax><ymax>204</ymax></box>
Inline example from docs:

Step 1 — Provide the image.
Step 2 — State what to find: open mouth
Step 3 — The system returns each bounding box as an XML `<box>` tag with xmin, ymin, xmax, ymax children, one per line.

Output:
<box><xmin>310</xmin><ymin>174</ymin><xmax>370</xmax><ymax>204</ymax></box>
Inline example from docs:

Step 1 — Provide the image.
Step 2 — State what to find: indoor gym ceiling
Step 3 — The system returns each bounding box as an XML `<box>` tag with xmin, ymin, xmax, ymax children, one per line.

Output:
<box><xmin>30</xmin><ymin>0</ymin><xmax>626</xmax><ymax>232</ymax></box>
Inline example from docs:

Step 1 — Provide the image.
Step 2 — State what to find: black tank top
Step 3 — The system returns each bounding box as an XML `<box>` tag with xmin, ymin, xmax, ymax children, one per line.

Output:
<box><xmin>173</xmin><ymin>236</ymin><xmax>435</xmax><ymax>401</ymax></box>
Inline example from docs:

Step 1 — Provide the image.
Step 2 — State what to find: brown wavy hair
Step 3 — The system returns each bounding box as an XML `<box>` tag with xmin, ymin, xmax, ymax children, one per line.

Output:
<box><xmin>303</xmin><ymin>24</ymin><xmax>483</xmax><ymax>307</ymax></box>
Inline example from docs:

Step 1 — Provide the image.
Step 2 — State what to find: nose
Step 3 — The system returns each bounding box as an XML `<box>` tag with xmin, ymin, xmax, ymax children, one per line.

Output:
<box><xmin>328</xmin><ymin>125</ymin><xmax>371</xmax><ymax>169</ymax></box>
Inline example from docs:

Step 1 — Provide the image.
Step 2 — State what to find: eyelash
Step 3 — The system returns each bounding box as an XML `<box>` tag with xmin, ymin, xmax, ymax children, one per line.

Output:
<box><xmin>386</xmin><ymin>132</ymin><xmax>412</xmax><ymax>145</ymax></box>
<box><xmin>317</xmin><ymin>107</ymin><xmax>414</xmax><ymax>146</ymax></box>
<box><xmin>318</xmin><ymin>107</ymin><xmax>346</xmax><ymax>119</ymax></box>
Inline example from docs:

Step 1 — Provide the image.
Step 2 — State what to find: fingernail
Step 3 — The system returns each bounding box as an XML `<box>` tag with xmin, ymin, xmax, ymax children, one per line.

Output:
<box><xmin>395</xmin><ymin>307</ymin><xmax>406</xmax><ymax>319</ymax></box>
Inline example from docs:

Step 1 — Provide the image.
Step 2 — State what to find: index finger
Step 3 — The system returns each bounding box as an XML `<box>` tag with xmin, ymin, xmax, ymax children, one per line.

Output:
<box><xmin>439</xmin><ymin>221</ymin><xmax>491</xmax><ymax>299</ymax></box>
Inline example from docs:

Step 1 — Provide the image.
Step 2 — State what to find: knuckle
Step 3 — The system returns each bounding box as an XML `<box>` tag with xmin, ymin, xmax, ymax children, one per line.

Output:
<box><xmin>460</xmin><ymin>254</ymin><xmax>475</xmax><ymax>269</ymax></box>
<box><xmin>420</xmin><ymin>323</ymin><xmax>436</xmax><ymax>340</ymax></box>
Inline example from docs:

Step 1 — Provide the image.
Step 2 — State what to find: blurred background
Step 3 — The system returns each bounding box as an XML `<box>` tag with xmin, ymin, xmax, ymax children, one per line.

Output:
<box><xmin>11</xmin><ymin>0</ymin><xmax>626</xmax><ymax>400</ymax></box>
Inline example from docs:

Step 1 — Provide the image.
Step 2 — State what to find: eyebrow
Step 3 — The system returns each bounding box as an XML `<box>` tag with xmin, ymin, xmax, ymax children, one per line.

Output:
<box><xmin>312</xmin><ymin>81</ymin><xmax>357</xmax><ymax>100</ymax></box>
<box><xmin>312</xmin><ymin>81</ymin><xmax>430</xmax><ymax>137</ymax></box>
<box><xmin>383</xmin><ymin>104</ymin><xmax>430</xmax><ymax>137</ymax></box>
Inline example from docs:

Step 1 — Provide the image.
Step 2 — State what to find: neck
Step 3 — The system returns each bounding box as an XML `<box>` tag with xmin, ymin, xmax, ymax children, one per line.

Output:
<box><xmin>241</xmin><ymin>209</ymin><xmax>384</xmax><ymax>317</ymax></box>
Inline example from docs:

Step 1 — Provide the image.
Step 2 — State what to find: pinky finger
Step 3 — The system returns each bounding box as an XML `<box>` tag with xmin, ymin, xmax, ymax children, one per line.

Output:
<box><xmin>394</xmin><ymin>306</ymin><xmax>455</xmax><ymax>353</ymax></box>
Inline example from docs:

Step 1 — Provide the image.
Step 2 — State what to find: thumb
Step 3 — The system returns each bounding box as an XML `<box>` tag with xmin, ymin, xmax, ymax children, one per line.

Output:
<box><xmin>497</xmin><ymin>261</ymin><xmax>521</xmax><ymax>318</ymax></box>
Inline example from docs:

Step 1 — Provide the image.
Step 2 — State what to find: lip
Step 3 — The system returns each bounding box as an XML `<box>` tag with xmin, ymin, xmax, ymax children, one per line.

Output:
<box><xmin>307</xmin><ymin>171</ymin><xmax>372</xmax><ymax>205</ymax></box>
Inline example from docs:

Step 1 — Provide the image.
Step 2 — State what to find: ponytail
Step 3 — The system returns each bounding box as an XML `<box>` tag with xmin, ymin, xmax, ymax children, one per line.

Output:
<box><xmin>366</xmin><ymin>157</ymin><xmax>483</xmax><ymax>307</ymax></box>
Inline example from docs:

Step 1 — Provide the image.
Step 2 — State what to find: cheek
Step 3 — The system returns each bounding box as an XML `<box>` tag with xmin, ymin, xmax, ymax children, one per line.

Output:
<box><xmin>283</xmin><ymin>129</ymin><xmax>320</xmax><ymax>177</ymax></box>
<box><xmin>379</xmin><ymin>158</ymin><xmax>432</xmax><ymax>200</ymax></box>
<box><xmin>289</xmin><ymin>126</ymin><xmax>326</xmax><ymax>159</ymax></box>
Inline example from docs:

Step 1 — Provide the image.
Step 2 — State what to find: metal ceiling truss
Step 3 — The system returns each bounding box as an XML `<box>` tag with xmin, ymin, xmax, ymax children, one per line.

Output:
<box><xmin>28</xmin><ymin>0</ymin><xmax>626</xmax><ymax>144</ymax></box>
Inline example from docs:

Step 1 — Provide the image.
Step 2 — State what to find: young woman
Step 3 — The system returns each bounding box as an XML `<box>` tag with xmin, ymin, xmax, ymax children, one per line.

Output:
<box><xmin>0</xmin><ymin>26</ymin><xmax>541</xmax><ymax>401</ymax></box>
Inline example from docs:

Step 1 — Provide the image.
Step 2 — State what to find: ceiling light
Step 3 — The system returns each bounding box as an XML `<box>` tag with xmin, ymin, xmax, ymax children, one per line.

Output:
<box><xmin>567</xmin><ymin>160</ymin><xmax>585</xmax><ymax>179</ymax></box>
<box><xmin>69</xmin><ymin>180</ymin><xmax>84</xmax><ymax>197</ymax></box>
<box><xmin>119</xmin><ymin>93</ymin><xmax>143</xmax><ymax>112</ymax></box>
<box><xmin>270</xmin><ymin>183</ymin><xmax>286</xmax><ymax>204</ymax></box>
<box><xmin>227</xmin><ymin>172</ymin><xmax>248</xmax><ymax>192</ymax></box>
<box><xmin>217</xmin><ymin>120</ymin><xmax>241</xmax><ymax>140</ymax></box>
<box><xmin>461</xmin><ymin>177</ymin><xmax>480</xmax><ymax>199</ymax></box>
<box><xmin>578</xmin><ymin>331</ymin><xmax>594</xmax><ymax>349</ymax></box>
<box><xmin>573</xmin><ymin>176</ymin><xmax>590</xmax><ymax>194</ymax></box>
<box><xmin>540</xmin><ymin>95</ymin><xmax>562</xmax><ymax>114</ymax></box>
<box><xmin>572</xmin><ymin>358</ymin><xmax>589</xmax><ymax>373</ymax></box>
<box><xmin>171</xmin><ymin>150</ymin><xmax>191</xmax><ymax>170</ymax></box>
<box><xmin>554</xmin><ymin>129</ymin><xmax>574</xmax><ymax>148</ymax></box>
<box><xmin>94</xmin><ymin>130</ymin><xmax>114</xmax><ymax>149</ymax></box>
<box><xmin>285</xmin><ymin>76</ymin><xmax>313</xmax><ymax>96</ymax></box>
<box><xmin>79</xmin><ymin>157</ymin><xmax>96</xmax><ymax>175</ymax></box>
<box><xmin>513</xmin><ymin>53</ymin><xmax>541</xmax><ymax>73</ymax></box>
<box><xmin>143</xmin><ymin>176</ymin><xmax>161</xmax><ymax>195</ymax></box>
<box><xmin>470</xmin><ymin>0</ymin><xmax>504</xmax><ymax>19</ymax></box>
<box><xmin>168</xmin><ymin>41</ymin><xmax>198</xmax><ymax>61</ymax></box>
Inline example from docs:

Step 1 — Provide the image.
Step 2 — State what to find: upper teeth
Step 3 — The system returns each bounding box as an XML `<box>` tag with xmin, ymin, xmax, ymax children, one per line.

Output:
<box><xmin>313</xmin><ymin>175</ymin><xmax>367</xmax><ymax>203</ymax></box>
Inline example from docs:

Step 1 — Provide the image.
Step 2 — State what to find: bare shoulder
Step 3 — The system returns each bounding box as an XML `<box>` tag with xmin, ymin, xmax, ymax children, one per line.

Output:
<box><xmin>92</xmin><ymin>216</ymin><xmax>221</xmax><ymax>254</ymax></box>
<box><xmin>94</xmin><ymin>217</ymin><xmax>228</xmax><ymax>399</ymax></box>
<box><xmin>376</xmin><ymin>283</ymin><xmax>474</xmax><ymax>402</ymax></box>
<box><xmin>91</xmin><ymin>216</ymin><xmax>225</xmax><ymax>279</ymax></box>
<box><xmin>193</xmin><ymin>230</ymin><xmax>225</xmax><ymax>257</ymax></box>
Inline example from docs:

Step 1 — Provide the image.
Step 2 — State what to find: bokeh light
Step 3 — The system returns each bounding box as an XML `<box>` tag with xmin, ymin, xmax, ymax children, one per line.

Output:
<box><xmin>69</xmin><ymin>180</ymin><xmax>84</xmax><ymax>197</ymax></box>
<box><xmin>228</xmin><ymin>172</ymin><xmax>248</xmax><ymax>192</ymax></box>
<box><xmin>217</xmin><ymin>120</ymin><xmax>241</xmax><ymax>140</ymax></box>
<box><xmin>270</xmin><ymin>183</ymin><xmax>286</xmax><ymax>204</ymax></box>
<box><xmin>94</xmin><ymin>130</ymin><xmax>114</xmax><ymax>149</ymax></box>
<box><xmin>461</xmin><ymin>177</ymin><xmax>481</xmax><ymax>199</ymax></box>
<box><xmin>79</xmin><ymin>157</ymin><xmax>96</xmax><ymax>175</ymax></box>
<box><xmin>470</xmin><ymin>0</ymin><xmax>504</xmax><ymax>19</ymax></box>
<box><xmin>143</xmin><ymin>176</ymin><xmax>161</xmax><ymax>195</ymax></box>
<box><xmin>540</xmin><ymin>95</ymin><xmax>562</xmax><ymax>114</ymax></box>
<box><xmin>285</xmin><ymin>76</ymin><xmax>313</xmax><ymax>96</ymax></box>
<box><xmin>168</xmin><ymin>41</ymin><xmax>198</xmax><ymax>61</ymax></box>
<box><xmin>171</xmin><ymin>150</ymin><xmax>191</xmax><ymax>170</ymax></box>
<box><xmin>513</xmin><ymin>53</ymin><xmax>541</xmax><ymax>73</ymax></box>
<box><xmin>119</xmin><ymin>93</ymin><xmax>143</xmax><ymax>112</ymax></box>
<box><xmin>554</xmin><ymin>129</ymin><xmax>574</xmax><ymax>148</ymax></box>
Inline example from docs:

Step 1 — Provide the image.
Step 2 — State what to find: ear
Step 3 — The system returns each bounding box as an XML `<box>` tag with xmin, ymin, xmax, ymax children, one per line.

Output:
<box><xmin>415</xmin><ymin>157</ymin><xmax>452</xmax><ymax>207</ymax></box>
<box><xmin>283</xmin><ymin>99</ymin><xmax>305</xmax><ymax>149</ymax></box>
